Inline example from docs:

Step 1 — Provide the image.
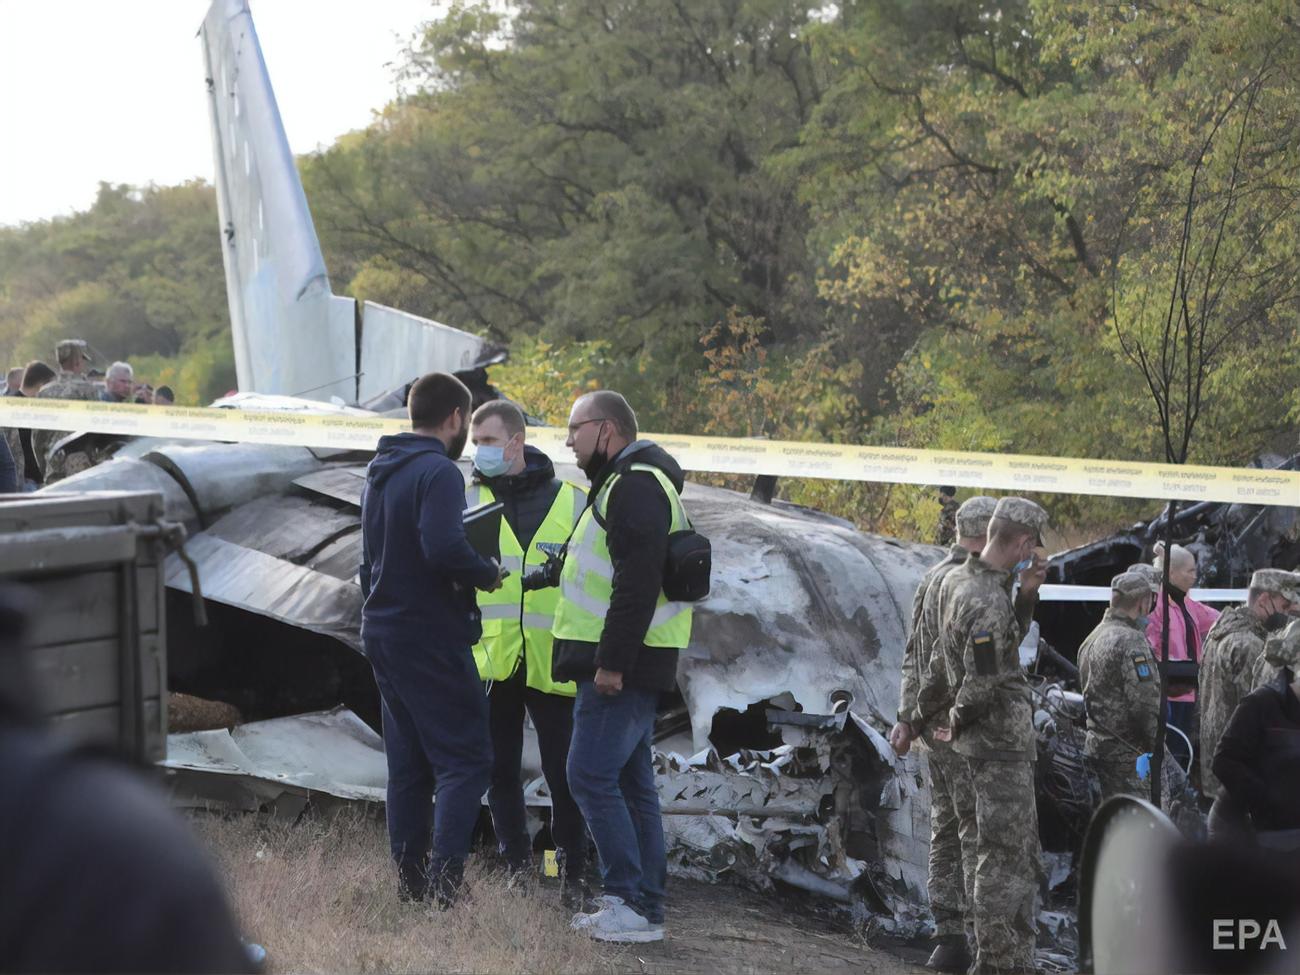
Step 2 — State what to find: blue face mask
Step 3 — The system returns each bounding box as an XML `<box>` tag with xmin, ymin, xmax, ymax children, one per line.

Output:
<box><xmin>474</xmin><ymin>444</ymin><xmax>511</xmax><ymax>478</ymax></box>
<box><xmin>1136</xmin><ymin>614</ymin><xmax>1150</xmax><ymax>630</ymax></box>
<box><xmin>1012</xmin><ymin>557</ymin><xmax>1034</xmax><ymax>575</ymax></box>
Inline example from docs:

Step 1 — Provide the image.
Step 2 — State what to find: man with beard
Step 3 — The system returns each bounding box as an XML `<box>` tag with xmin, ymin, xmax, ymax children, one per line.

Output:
<box><xmin>552</xmin><ymin>390</ymin><xmax>693</xmax><ymax>944</ymax></box>
<box><xmin>1199</xmin><ymin>569</ymin><xmax>1300</xmax><ymax>798</ymax></box>
<box><xmin>359</xmin><ymin>372</ymin><xmax>505</xmax><ymax>907</ymax></box>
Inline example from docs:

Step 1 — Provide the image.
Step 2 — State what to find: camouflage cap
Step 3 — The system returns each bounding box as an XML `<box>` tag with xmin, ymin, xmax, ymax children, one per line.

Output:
<box><xmin>54</xmin><ymin>339</ymin><xmax>93</xmax><ymax>365</ymax></box>
<box><xmin>955</xmin><ymin>496</ymin><xmax>998</xmax><ymax>539</ymax></box>
<box><xmin>1127</xmin><ymin>563</ymin><xmax>1162</xmax><ymax>589</ymax></box>
<box><xmin>1112</xmin><ymin>570</ymin><xmax>1159</xmax><ymax>597</ymax></box>
<box><xmin>1264</xmin><ymin>619</ymin><xmax>1300</xmax><ymax>670</ymax></box>
<box><xmin>1250</xmin><ymin>568</ymin><xmax>1300</xmax><ymax>603</ymax></box>
<box><xmin>991</xmin><ymin>496</ymin><xmax>1049</xmax><ymax>543</ymax></box>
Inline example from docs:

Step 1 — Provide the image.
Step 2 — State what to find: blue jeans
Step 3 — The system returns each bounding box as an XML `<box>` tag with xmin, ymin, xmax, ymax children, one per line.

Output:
<box><xmin>365</xmin><ymin>634</ymin><xmax>492</xmax><ymax>892</ymax></box>
<box><xmin>567</xmin><ymin>681</ymin><xmax>665</xmax><ymax>924</ymax></box>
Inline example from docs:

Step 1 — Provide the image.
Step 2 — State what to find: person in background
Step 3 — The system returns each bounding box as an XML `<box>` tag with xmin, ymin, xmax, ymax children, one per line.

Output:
<box><xmin>359</xmin><ymin>372</ymin><xmax>505</xmax><ymax>908</ymax></box>
<box><xmin>153</xmin><ymin>385</ymin><xmax>176</xmax><ymax>406</ymax></box>
<box><xmin>1198</xmin><ymin>570</ymin><xmax>1300</xmax><ymax>799</ymax></box>
<box><xmin>1212</xmin><ymin>620</ymin><xmax>1300</xmax><ymax>844</ymax></box>
<box><xmin>34</xmin><ymin>341</ymin><xmax>101</xmax><ymax>484</ymax></box>
<box><xmin>933</xmin><ymin>496</ymin><xmax>1050</xmax><ymax>975</ymax></box>
<box><xmin>1077</xmin><ymin>571</ymin><xmax>1162</xmax><ymax>799</ymax></box>
<box><xmin>3</xmin><ymin>367</ymin><xmax>21</xmax><ymax>396</ymax></box>
<box><xmin>1146</xmin><ymin>542</ymin><xmax>1219</xmax><ymax>772</ymax></box>
<box><xmin>3</xmin><ymin>361</ymin><xmax>56</xmax><ymax>490</ymax></box>
<box><xmin>892</xmin><ymin>495</ymin><xmax>998</xmax><ymax>974</ymax></box>
<box><xmin>102</xmin><ymin>361</ymin><xmax>135</xmax><ymax>403</ymax></box>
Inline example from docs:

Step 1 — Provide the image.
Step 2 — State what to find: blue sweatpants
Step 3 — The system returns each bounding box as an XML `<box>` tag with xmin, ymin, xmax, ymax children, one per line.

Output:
<box><xmin>364</xmin><ymin>634</ymin><xmax>492</xmax><ymax>889</ymax></box>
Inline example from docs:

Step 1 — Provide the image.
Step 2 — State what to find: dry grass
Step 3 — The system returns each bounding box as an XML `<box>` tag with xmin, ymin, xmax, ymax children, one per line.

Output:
<box><xmin>191</xmin><ymin>811</ymin><xmax>620</xmax><ymax>975</ymax></box>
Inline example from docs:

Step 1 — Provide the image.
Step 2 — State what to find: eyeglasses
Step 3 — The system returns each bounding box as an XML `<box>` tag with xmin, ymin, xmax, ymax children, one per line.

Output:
<box><xmin>566</xmin><ymin>417</ymin><xmax>610</xmax><ymax>436</ymax></box>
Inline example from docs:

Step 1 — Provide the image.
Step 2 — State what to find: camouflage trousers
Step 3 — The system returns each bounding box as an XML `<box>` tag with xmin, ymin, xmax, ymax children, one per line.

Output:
<box><xmin>960</xmin><ymin>758</ymin><xmax>1040</xmax><ymax>973</ymax></box>
<box><xmin>927</xmin><ymin>746</ymin><xmax>975</xmax><ymax>939</ymax></box>
<box><xmin>1090</xmin><ymin>755</ymin><xmax>1145</xmax><ymax>802</ymax></box>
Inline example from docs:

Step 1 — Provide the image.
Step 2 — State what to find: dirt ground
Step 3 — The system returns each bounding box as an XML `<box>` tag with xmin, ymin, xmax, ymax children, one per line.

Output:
<box><xmin>191</xmin><ymin>810</ymin><xmax>926</xmax><ymax>975</ymax></box>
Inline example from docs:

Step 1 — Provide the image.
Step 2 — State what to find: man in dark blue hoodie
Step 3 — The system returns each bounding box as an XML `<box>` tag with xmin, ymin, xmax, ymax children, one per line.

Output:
<box><xmin>360</xmin><ymin>372</ymin><xmax>504</xmax><ymax>906</ymax></box>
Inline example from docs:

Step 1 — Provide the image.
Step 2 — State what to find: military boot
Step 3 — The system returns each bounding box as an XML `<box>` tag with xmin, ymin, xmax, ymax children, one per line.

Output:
<box><xmin>925</xmin><ymin>934</ymin><xmax>972</xmax><ymax>973</ymax></box>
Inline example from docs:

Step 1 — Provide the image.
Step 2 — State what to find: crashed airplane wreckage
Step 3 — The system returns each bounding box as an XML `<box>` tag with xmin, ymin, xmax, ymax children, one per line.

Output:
<box><xmin>44</xmin><ymin>441</ymin><xmax>945</xmax><ymax>922</ymax></box>
<box><xmin>45</xmin><ymin>435</ymin><xmax>1296</xmax><ymax>930</ymax></box>
<box><xmin>21</xmin><ymin>0</ymin><xmax>1300</xmax><ymax>939</ymax></box>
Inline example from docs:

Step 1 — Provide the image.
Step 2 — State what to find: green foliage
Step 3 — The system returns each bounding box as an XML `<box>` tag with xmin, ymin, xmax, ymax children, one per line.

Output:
<box><xmin>3</xmin><ymin>0</ymin><xmax>1297</xmax><ymax>542</ymax></box>
<box><xmin>0</xmin><ymin>181</ymin><xmax>234</xmax><ymax>404</ymax></box>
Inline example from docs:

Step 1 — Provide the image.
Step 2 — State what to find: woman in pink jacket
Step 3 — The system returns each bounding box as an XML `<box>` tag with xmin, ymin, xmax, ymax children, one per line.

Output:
<box><xmin>1146</xmin><ymin>542</ymin><xmax>1220</xmax><ymax>770</ymax></box>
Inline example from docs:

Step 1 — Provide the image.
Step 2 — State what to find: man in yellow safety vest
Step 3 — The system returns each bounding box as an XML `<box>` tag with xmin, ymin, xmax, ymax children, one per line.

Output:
<box><xmin>551</xmin><ymin>390</ymin><xmax>692</xmax><ymax>944</ymax></box>
<box><xmin>466</xmin><ymin>401</ymin><xmax>590</xmax><ymax>904</ymax></box>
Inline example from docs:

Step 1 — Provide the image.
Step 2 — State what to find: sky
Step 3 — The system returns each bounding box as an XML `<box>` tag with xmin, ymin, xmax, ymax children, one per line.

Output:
<box><xmin>0</xmin><ymin>0</ymin><xmax>441</xmax><ymax>227</ymax></box>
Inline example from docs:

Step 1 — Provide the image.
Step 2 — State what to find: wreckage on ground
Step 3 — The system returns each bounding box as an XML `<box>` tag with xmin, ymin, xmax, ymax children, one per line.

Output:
<box><xmin>11</xmin><ymin>0</ymin><xmax>1300</xmax><ymax>945</ymax></box>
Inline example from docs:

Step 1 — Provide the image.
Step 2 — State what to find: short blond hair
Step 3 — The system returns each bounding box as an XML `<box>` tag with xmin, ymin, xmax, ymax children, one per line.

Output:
<box><xmin>471</xmin><ymin>400</ymin><xmax>526</xmax><ymax>438</ymax></box>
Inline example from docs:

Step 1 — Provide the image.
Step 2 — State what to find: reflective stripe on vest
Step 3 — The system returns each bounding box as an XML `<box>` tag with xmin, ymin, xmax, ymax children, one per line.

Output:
<box><xmin>469</xmin><ymin>479</ymin><xmax>586</xmax><ymax>696</ymax></box>
<box><xmin>551</xmin><ymin>463</ymin><xmax>693</xmax><ymax>649</ymax></box>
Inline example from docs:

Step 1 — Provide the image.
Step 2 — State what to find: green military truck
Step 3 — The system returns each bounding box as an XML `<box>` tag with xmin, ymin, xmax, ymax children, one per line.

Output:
<box><xmin>0</xmin><ymin>490</ymin><xmax>187</xmax><ymax>764</ymax></box>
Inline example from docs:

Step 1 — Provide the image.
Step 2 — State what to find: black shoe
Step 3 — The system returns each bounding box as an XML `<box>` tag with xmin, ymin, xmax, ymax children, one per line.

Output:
<box><xmin>926</xmin><ymin>935</ymin><xmax>971</xmax><ymax>973</ymax></box>
<box><xmin>397</xmin><ymin>856</ymin><xmax>429</xmax><ymax>903</ymax></box>
<box><xmin>429</xmin><ymin>857</ymin><xmax>465</xmax><ymax>910</ymax></box>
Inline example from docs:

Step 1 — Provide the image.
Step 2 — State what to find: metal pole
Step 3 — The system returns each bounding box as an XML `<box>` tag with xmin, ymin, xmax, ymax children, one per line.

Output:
<box><xmin>1150</xmin><ymin>499</ymin><xmax>1177</xmax><ymax>809</ymax></box>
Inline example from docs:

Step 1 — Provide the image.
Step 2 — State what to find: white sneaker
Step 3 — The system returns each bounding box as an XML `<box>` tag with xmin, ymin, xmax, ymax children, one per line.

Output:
<box><xmin>570</xmin><ymin>895</ymin><xmax>664</xmax><ymax>943</ymax></box>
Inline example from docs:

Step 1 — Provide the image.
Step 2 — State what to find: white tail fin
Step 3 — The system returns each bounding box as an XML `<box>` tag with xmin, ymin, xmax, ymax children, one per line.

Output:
<box><xmin>200</xmin><ymin>0</ymin><xmax>483</xmax><ymax>402</ymax></box>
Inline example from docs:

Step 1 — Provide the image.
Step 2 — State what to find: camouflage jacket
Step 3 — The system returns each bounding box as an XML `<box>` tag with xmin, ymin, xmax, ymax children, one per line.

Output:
<box><xmin>1077</xmin><ymin>609</ymin><xmax>1161</xmax><ymax>762</ymax></box>
<box><xmin>32</xmin><ymin>373</ymin><xmax>101</xmax><ymax>483</ymax></box>
<box><xmin>1198</xmin><ymin>605</ymin><xmax>1267</xmax><ymax>797</ymax></box>
<box><xmin>936</xmin><ymin>556</ymin><xmax>1035</xmax><ymax>760</ymax></box>
<box><xmin>898</xmin><ymin>545</ymin><xmax>967</xmax><ymax>738</ymax></box>
<box><xmin>1250</xmin><ymin>625</ymin><xmax>1295</xmax><ymax>691</ymax></box>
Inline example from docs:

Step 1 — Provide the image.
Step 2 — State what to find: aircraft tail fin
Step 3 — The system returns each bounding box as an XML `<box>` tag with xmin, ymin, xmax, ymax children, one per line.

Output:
<box><xmin>199</xmin><ymin>0</ymin><xmax>482</xmax><ymax>403</ymax></box>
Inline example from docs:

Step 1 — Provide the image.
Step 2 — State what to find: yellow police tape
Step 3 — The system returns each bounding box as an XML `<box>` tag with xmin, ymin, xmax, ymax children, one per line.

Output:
<box><xmin>2</xmin><ymin>396</ymin><xmax>1297</xmax><ymax>507</ymax></box>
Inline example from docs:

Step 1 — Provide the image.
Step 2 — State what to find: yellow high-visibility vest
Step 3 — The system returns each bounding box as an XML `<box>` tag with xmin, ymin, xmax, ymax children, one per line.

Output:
<box><xmin>469</xmin><ymin>480</ymin><xmax>586</xmax><ymax>696</ymax></box>
<box><xmin>550</xmin><ymin>464</ymin><xmax>693</xmax><ymax>649</ymax></box>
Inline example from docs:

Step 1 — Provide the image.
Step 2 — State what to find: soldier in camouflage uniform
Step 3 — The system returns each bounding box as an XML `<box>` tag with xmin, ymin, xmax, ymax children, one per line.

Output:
<box><xmin>33</xmin><ymin>340</ymin><xmax>102</xmax><ymax>484</ymax></box>
<box><xmin>1198</xmin><ymin>569</ymin><xmax>1300</xmax><ymax>797</ymax></box>
<box><xmin>1077</xmin><ymin>571</ymin><xmax>1162</xmax><ymax>800</ymax></box>
<box><xmin>933</xmin><ymin>496</ymin><xmax>1048</xmax><ymax>975</ymax></box>
<box><xmin>1252</xmin><ymin>619</ymin><xmax>1300</xmax><ymax>690</ymax></box>
<box><xmin>892</xmin><ymin>495</ymin><xmax>997</xmax><ymax>973</ymax></box>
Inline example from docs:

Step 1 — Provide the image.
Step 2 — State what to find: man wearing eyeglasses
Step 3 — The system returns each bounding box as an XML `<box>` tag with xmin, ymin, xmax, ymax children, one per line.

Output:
<box><xmin>551</xmin><ymin>390</ymin><xmax>692</xmax><ymax>944</ymax></box>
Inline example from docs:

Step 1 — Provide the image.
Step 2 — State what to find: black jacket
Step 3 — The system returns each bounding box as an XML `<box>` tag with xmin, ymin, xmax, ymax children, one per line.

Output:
<box><xmin>552</xmin><ymin>440</ymin><xmax>684</xmax><ymax>692</ymax></box>
<box><xmin>360</xmin><ymin>433</ymin><xmax>497</xmax><ymax>647</ymax></box>
<box><xmin>1212</xmin><ymin>668</ymin><xmax>1300</xmax><ymax>831</ymax></box>
<box><xmin>474</xmin><ymin>445</ymin><xmax>563</xmax><ymax>552</ymax></box>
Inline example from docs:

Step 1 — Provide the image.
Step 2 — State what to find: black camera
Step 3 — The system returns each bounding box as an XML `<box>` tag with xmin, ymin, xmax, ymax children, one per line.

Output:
<box><xmin>521</xmin><ymin>542</ymin><xmax>566</xmax><ymax>591</ymax></box>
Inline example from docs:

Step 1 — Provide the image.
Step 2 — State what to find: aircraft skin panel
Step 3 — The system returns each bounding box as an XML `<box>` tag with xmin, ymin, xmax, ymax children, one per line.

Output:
<box><xmin>357</xmin><ymin>302</ymin><xmax>483</xmax><ymax>403</ymax></box>
<box><xmin>200</xmin><ymin>0</ymin><xmax>484</xmax><ymax>403</ymax></box>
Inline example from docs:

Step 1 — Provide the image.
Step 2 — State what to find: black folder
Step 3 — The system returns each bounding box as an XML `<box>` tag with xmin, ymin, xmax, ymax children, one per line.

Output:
<box><xmin>463</xmin><ymin>500</ymin><xmax>504</xmax><ymax>562</ymax></box>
